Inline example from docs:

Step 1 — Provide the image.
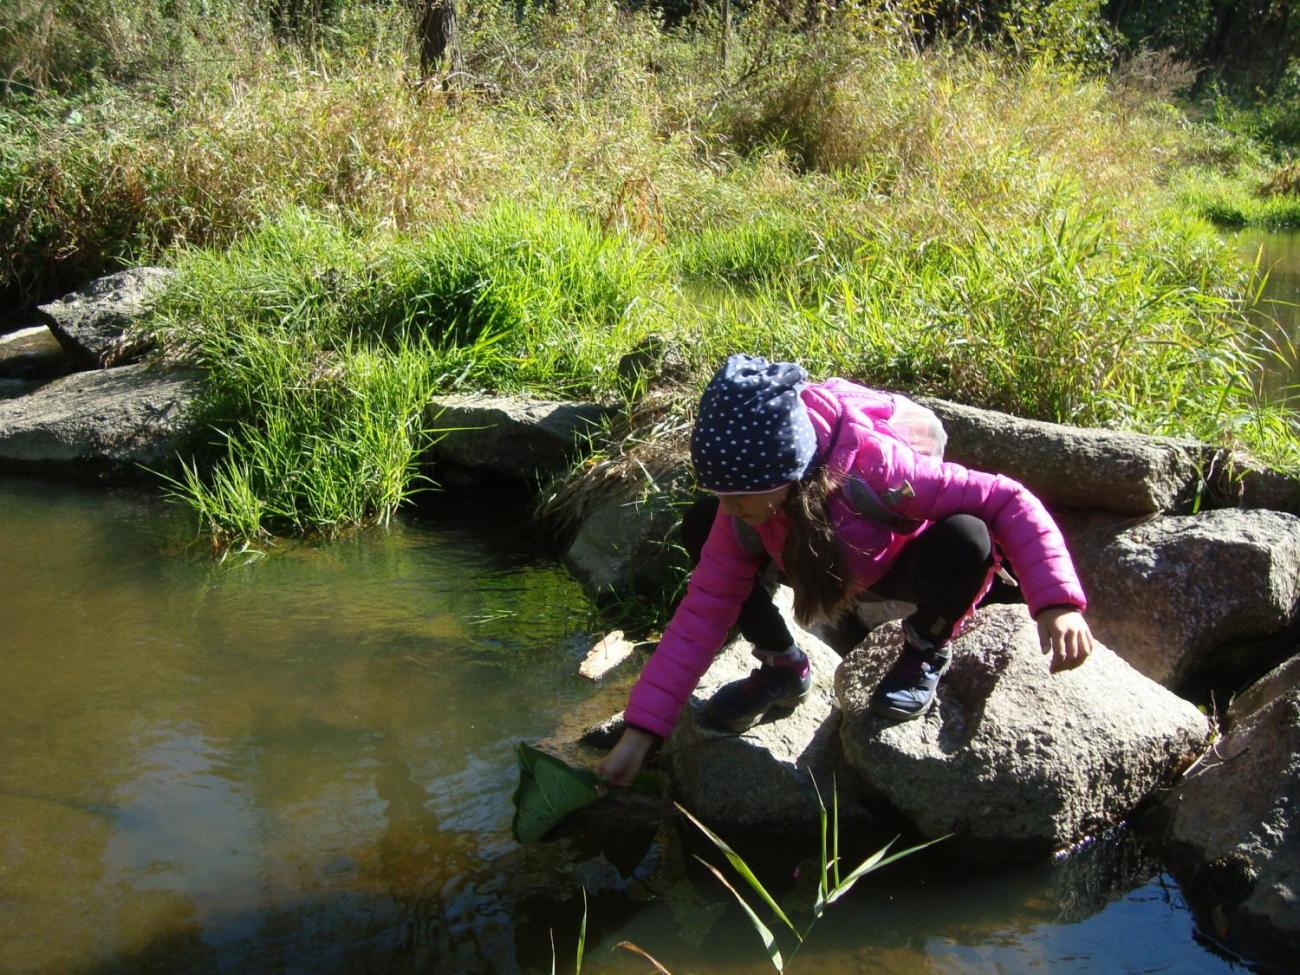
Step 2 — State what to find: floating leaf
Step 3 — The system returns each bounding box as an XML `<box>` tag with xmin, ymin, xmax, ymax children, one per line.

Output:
<box><xmin>578</xmin><ymin>629</ymin><xmax>637</xmax><ymax>680</ymax></box>
<box><xmin>511</xmin><ymin>742</ymin><xmax>602</xmax><ymax>844</ymax></box>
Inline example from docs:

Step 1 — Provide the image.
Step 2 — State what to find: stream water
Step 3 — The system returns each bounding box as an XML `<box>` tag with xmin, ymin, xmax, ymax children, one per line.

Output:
<box><xmin>0</xmin><ymin>477</ymin><xmax>1247</xmax><ymax>974</ymax></box>
<box><xmin>1238</xmin><ymin>228</ymin><xmax>1300</xmax><ymax>397</ymax></box>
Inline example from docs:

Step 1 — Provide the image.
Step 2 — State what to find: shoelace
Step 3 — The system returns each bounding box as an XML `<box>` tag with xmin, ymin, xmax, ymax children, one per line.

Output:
<box><xmin>894</xmin><ymin>648</ymin><xmax>947</xmax><ymax>682</ymax></box>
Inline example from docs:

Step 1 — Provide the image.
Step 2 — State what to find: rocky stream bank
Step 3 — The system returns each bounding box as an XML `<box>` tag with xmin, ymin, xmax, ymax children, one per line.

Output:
<box><xmin>2</xmin><ymin>270</ymin><xmax>1298</xmax><ymax>972</ymax></box>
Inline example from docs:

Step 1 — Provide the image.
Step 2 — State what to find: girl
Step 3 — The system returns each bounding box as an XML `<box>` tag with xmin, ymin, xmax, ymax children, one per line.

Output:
<box><xmin>597</xmin><ymin>355</ymin><xmax>1093</xmax><ymax>787</ymax></box>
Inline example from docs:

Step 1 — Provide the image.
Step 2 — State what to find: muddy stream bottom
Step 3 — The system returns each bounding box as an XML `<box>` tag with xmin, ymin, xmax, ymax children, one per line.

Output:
<box><xmin>0</xmin><ymin>478</ymin><xmax>1243</xmax><ymax>974</ymax></box>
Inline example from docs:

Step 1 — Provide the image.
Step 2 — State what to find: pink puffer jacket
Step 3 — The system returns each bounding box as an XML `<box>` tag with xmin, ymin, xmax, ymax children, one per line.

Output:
<box><xmin>623</xmin><ymin>379</ymin><xmax>1088</xmax><ymax>739</ymax></box>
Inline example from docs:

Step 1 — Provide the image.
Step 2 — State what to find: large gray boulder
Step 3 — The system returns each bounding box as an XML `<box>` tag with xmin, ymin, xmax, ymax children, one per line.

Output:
<box><xmin>1216</xmin><ymin>451</ymin><xmax>1300</xmax><ymax>514</ymax></box>
<box><xmin>918</xmin><ymin>397</ymin><xmax>1201</xmax><ymax>515</ymax></box>
<box><xmin>0</xmin><ymin>363</ymin><xmax>199</xmax><ymax>478</ymax></box>
<box><xmin>423</xmin><ymin>394</ymin><xmax>610</xmax><ymax>482</ymax></box>
<box><xmin>1072</xmin><ymin>509</ymin><xmax>1300</xmax><ymax>693</ymax></box>
<box><xmin>665</xmin><ymin>587</ymin><xmax>878</xmax><ymax>833</ymax></box>
<box><xmin>35</xmin><ymin>267</ymin><xmax>173</xmax><ymax>368</ymax></box>
<box><xmin>563</xmin><ymin>493</ymin><xmax>681</xmax><ymax>601</ymax></box>
<box><xmin>837</xmin><ymin>604</ymin><xmax>1210</xmax><ymax>858</ymax></box>
<box><xmin>1155</xmin><ymin>654</ymin><xmax>1300</xmax><ymax>972</ymax></box>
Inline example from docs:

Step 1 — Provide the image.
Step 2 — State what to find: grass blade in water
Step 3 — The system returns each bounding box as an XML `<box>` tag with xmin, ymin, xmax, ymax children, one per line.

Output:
<box><xmin>675</xmin><ymin>802</ymin><xmax>800</xmax><ymax>938</ymax></box>
<box><xmin>694</xmin><ymin>856</ymin><xmax>786</xmax><ymax>973</ymax></box>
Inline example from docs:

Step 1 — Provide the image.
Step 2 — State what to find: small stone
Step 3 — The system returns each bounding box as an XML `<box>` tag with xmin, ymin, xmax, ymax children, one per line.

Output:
<box><xmin>579</xmin><ymin>630</ymin><xmax>638</xmax><ymax>681</ymax></box>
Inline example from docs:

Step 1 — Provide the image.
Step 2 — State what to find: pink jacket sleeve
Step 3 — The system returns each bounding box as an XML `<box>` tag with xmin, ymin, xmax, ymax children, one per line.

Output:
<box><xmin>624</xmin><ymin>508</ymin><xmax>765</xmax><ymax>738</ymax></box>
<box><xmin>874</xmin><ymin>436</ymin><xmax>1087</xmax><ymax>616</ymax></box>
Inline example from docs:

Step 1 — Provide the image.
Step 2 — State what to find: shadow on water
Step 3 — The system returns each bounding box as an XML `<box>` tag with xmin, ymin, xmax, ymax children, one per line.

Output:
<box><xmin>69</xmin><ymin>825</ymin><xmax>1220</xmax><ymax>975</ymax></box>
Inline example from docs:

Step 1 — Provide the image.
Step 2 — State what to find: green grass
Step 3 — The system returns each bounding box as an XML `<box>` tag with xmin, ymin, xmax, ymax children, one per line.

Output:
<box><xmin>160</xmin><ymin>335</ymin><xmax>442</xmax><ymax>542</ymax></box>
<box><xmin>147</xmin><ymin>206</ymin><xmax>668</xmax><ymax>540</ymax></box>
<box><xmin>147</xmin><ymin>188</ymin><xmax>1297</xmax><ymax>543</ymax></box>
<box><xmin>1173</xmin><ymin>167</ymin><xmax>1300</xmax><ymax>229</ymax></box>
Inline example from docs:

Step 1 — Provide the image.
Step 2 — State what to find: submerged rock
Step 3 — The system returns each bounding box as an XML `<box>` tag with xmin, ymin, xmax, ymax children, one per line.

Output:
<box><xmin>0</xmin><ymin>324</ymin><xmax>68</xmax><ymax>381</ymax></box>
<box><xmin>34</xmin><ymin>267</ymin><xmax>173</xmax><ymax>368</ymax></box>
<box><xmin>1073</xmin><ymin>509</ymin><xmax>1300</xmax><ymax>695</ymax></box>
<box><xmin>836</xmin><ymin>604</ymin><xmax>1210</xmax><ymax>858</ymax></box>
<box><xmin>1155</xmin><ymin>654</ymin><xmax>1300</xmax><ymax>972</ymax></box>
<box><xmin>424</xmin><ymin>393</ymin><xmax>610</xmax><ymax>482</ymax></box>
<box><xmin>0</xmin><ymin>363</ymin><xmax>199</xmax><ymax>479</ymax></box>
<box><xmin>665</xmin><ymin>587</ymin><xmax>878</xmax><ymax>834</ymax></box>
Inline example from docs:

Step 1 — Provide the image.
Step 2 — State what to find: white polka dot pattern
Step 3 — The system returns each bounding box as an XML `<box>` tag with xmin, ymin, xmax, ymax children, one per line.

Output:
<box><xmin>689</xmin><ymin>354</ymin><xmax>818</xmax><ymax>492</ymax></box>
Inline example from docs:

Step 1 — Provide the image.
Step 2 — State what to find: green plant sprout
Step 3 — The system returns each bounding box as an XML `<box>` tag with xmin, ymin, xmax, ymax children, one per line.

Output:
<box><xmin>550</xmin><ymin>887</ymin><xmax>588</xmax><ymax>975</ymax></box>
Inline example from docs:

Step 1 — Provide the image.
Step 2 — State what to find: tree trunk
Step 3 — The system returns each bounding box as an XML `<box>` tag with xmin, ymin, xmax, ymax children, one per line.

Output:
<box><xmin>720</xmin><ymin>0</ymin><xmax>731</xmax><ymax>69</ymax></box>
<box><xmin>416</xmin><ymin>0</ymin><xmax>465</xmax><ymax>88</ymax></box>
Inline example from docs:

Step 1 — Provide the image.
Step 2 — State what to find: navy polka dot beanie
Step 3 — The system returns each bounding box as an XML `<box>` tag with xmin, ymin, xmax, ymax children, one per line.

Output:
<box><xmin>690</xmin><ymin>354</ymin><xmax>818</xmax><ymax>493</ymax></box>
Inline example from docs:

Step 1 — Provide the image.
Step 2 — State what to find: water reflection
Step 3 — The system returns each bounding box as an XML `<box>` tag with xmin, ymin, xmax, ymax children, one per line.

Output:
<box><xmin>593</xmin><ymin>830</ymin><xmax>1236</xmax><ymax>974</ymax></box>
<box><xmin>0</xmin><ymin>478</ymin><xmax>591</xmax><ymax>974</ymax></box>
<box><xmin>1238</xmin><ymin>228</ymin><xmax>1300</xmax><ymax>396</ymax></box>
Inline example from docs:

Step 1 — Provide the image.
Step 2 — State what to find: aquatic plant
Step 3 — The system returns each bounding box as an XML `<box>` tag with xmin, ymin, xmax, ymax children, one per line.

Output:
<box><xmin>604</xmin><ymin>781</ymin><xmax>941</xmax><ymax>973</ymax></box>
<box><xmin>674</xmin><ymin>788</ymin><xmax>940</xmax><ymax>972</ymax></box>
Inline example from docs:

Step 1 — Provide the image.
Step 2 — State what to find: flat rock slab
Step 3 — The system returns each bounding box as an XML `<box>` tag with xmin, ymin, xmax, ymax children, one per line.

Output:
<box><xmin>918</xmin><ymin>397</ymin><xmax>1201</xmax><ymax>515</ymax></box>
<box><xmin>35</xmin><ymin>267</ymin><xmax>172</xmax><ymax>368</ymax></box>
<box><xmin>1155</xmin><ymin>654</ymin><xmax>1300</xmax><ymax>972</ymax></box>
<box><xmin>424</xmin><ymin>393</ymin><xmax>610</xmax><ymax>480</ymax></box>
<box><xmin>1073</xmin><ymin>509</ymin><xmax>1300</xmax><ymax>693</ymax></box>
<box><xmin>0</xmin><ymin>364</ymin><xmax>200</xmax><ymax>479</ymax></box>
<box><xmin>578</xmin><ymin>630</ymin><xmax>642</xmax><ymax>681</ymax></box>
<box><xmin>666</xmin><ymin>587</ymin><xmax>877</xmax><ymax>834</ymax></box>
<box><xmin>837</xmin><ymin>604</ymin><xmax>1210</xmax><ymax>858</ymax></box>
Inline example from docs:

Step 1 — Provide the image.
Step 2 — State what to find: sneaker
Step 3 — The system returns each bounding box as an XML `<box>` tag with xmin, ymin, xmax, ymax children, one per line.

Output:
<box><xmin>869</xmin><ymin>641</ymin><xmax>951</xmax><ymax>721</ymax></box>
<box><xmin>702</xmin><ymin>652</ymin><xmax>812</xmax><ymax>733</ymax></box>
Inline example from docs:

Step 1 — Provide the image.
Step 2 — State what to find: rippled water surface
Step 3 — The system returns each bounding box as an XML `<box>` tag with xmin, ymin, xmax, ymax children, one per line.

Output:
<box><xmin>0</xmin><ymin>478</ymin><xmax>1242</xmax><ymax>974</ymax></box>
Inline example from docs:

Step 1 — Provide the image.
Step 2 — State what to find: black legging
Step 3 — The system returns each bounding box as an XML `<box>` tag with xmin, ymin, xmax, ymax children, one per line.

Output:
<box><xmin>679</xmin><ymin>496</ymin><xmax>994</xmax><ymax>656</ymax></box>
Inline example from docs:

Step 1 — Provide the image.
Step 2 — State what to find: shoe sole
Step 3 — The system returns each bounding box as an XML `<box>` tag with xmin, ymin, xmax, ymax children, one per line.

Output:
<box><xmin>868</xmin><ymin>696</ymin><xmax>936</xmax><ymax>722</ymax></box>
<box><xmin>709</xmin><ymin>689</ymin><xmax>811</xmax><ymax>734</ymax></box>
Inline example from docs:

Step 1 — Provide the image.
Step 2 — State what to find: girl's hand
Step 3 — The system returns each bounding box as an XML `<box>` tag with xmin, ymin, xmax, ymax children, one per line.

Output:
<box><xmin>1037</xmin><ymin>606</ymin><xmax>1094</xmax><ymax>673</ymax></box>
<box><xmin>596</xmin><ymin>726</ymin><xmax>658</xmax><ymax>787</ymax></box>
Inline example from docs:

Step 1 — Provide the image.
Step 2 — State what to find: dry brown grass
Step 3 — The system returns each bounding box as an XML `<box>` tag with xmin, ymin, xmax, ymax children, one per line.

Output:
<box><xmin>536</xmin><ymin>387</ymin><xmax>695</xmax><ymax>536</ymax></box>
<box><xmin>1261</xmin><ymin>160</ymin><xmax>1300</xmax><ymax>197</ymax></box>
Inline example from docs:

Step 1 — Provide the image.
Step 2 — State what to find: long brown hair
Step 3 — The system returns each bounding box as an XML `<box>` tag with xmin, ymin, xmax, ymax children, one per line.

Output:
<box><xmin>781</xmin><ymin>466</ymin><xmax>853</xmax><ymax>626</ymax></box>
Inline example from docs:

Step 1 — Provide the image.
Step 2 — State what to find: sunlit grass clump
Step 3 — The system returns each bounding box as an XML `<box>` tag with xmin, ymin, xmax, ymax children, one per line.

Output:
<box><xmin>671</xmin><ymin>199</ymin><xmax>1293</xmax><ymax>454</ymax></box>
<box><xmin>149</xmin><ymin>206</ymin><xmax>665</xmax><ymax>540</ymax></box>
<box><xmin>150</xmin><ymin>190</ymin><xmax>1297</xmax><ymax>543</ymax></box>
<box><xmin>1173</xmin><ymin>167</ymin><xmax>1300</xmax><ymax>229</ymax></box>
